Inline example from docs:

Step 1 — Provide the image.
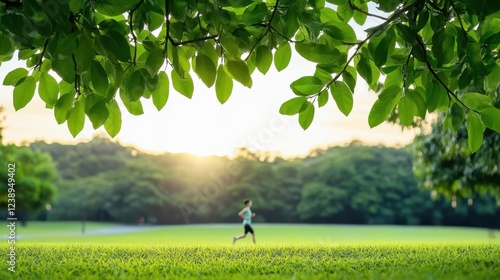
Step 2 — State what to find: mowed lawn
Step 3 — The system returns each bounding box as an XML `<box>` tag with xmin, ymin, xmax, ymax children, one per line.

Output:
<box><xmin>1</xmin><ymin>223</ymin><xmax>499</xmax><ymax>279</ymax></box>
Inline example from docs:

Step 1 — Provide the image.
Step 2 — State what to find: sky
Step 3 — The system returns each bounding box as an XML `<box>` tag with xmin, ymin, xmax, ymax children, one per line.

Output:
<box><xmin>0</xmin><ymin>5</ymin><xmax>417</xmax><ymax>157</ymax></box>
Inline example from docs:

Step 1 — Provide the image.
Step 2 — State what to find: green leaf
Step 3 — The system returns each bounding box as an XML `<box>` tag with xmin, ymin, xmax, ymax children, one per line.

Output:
<box><xmin>194</xmin><ymin>54</ymin><xmax>217</xmax><ymax>87</ymax></box>
<box><xmin>467</xmin><ymin>42</ymin><xmax>483</xmax><ymax>73</ymax></box>
<box><xmin>13</xmin><ymin>76</ymin><xmax>36</xmax><ymax>111</ymax></box>
<box><xmin>356</xmin><ymin>56</ymin><xmax>373</xmax><ymax>85</ymax></box>
<box><xmin>384</xmin><ymin>68</ymin><xmax>402</xmax><ymax>87</ymax></box>
<box><xmin>396</xmin><ymin>24</ymin><xmax>416</xmax><ymax>45</ymax></box>
<box><xmin>39</xmin><ymin>73</ymin><xmax>59</xmax><ymax>108</ymax></box>
<box><xmin>343</xmin><ymin>66</ymin><xmax>357</xmax><ymax>92</ymax></box>
<box><xmin>337</xmin><ymin>3</ymin><xmax>353</xmax><ymax>22</ymax></box>
<box><xmin>311</xmin><ymin>0</ymin><xmax>326</xmax><ymax>9</ymax></box>
<box><xmin>279</xmin><ymin>97</ymin><xmax>308</xmax><ymax>115</ymax></box>
<box><xmin>458</xmin><ymin>70</ymin><xmax>472</xmax><ymax>90</ymax></box>
<box><xmin>327</xmin><ymin>0</ymin><xmax>347</xmax><ymax>4</ymax></box>
<box><xmin>377</xmin><ymin>0</ymin><xmax>399</xmax><ymax>12</ymax></box>
<box><xmin>416</xmin><ymin>8</ymin><xmax>429</xmax><ymax>31</ymax></box>
<box><xmin>479</xmin><ymin>106</ymin><xmax>500</xmax><ymax>133</ymax></box>
<box><xmin>104</xmin><ymin>100</ymin><xmax>121</xmax><ymax>137</ymax></box>
<box><xmin>90</xmin><ymin>61</ymin><xmax>109</xmax><ymax>95</ymax></box>
<box><xmin>378</xmin><ymin>85</ymin><xmax>401</xmax><ymax>101</ymax></box>
<box><xmin>291</xmin><ymin>76</ymin><xmax>324</xmax><ymax>95</ymax></box>
<box><xmin>352</xmin><ymin>0</ymin><xmax>367</xmax><ymax>25</ymax></box>
<box><xmin>371</xmin><ymin>30</ymin><xmax>395</xmax><ymax>68</ymax></box>
<box><xmin>330</xmin><ymin>81</ymin><xmax>353</xmax><ymax>116</ymax></box>
<box><xmin>256</xmin><ymin>46</ymin><xmax>273</xmax><ymax>75</ymax></box>
<box><xmin>215</xmin><ymin>65</ymin><xmax>233</xmax><ymax>104</ymax></box>
<box><xmin>3</xmin><ymin>68</ymin><xmax>28</xmax><ymax>86</ymax></box>
<box><xmin>398</xmin><ymin>95</ymin><xmax>417</xmax><ymax>125</ymax></box>
<box><xmin>120</xmin><ymin>89</ymin><xmax>144</xmax><ymax>116</ymax></box>
<box><xmin>100</xmin><ymin>30</ymin><xmax>131</xmax><ymax>62</ymax></box>
<box><xmin>432</xmin><ymin>27</ymin><xmax>455</xmax><ymax>66</ymax></box>
<box><xmin>123</xmin><ymin>70</ymin><xmax>146</xmax><ymax>101</ymax></box>
<box><xmin>450</xmin><ymin>103</ymin><xmax>465</xmax><ymax>131</ymax></box>
<box><xmin>152</xmin><ymin>72</ymin><xmax>169</xmax><ymax>111</ymax></box>
<box><xmin>0</xmin><ymin>32</ymin><xmax>13</xmax><ymax>56</ymax></box>
<box><xmin>318</xmin><ymin>90</ymin><xmax>329</xmax><ymax>108</ymax></box>
<box><xmin>146</xmin><ymin>49</ymin><xmax>165</xmax><ymax>76</ymax></box>
<box><xmin>67</xmin><ymin>100</ymin><xmax>85</xmax><ymax>137</ymax></box>
<box><xmin>52</xmin><ymin>58</ymin><xmax>75</xmax><ymax>83</ymax></box>
<box><xmin>54</xmin><ymin>93</ymin><xmax>74</xmax><ymax>124</ymax></box>
<box><xmin>69</xmin><ymin>0</ymin><xmax>83</xmax><ymax>13</ymax></box>
<box><xmin>274</xmin><ymin>44</ymin><xmax>292</xmax><ymax>72</ymax></box>
<box><xmin>368</xmin><ymin>87</ymin><xmax>402</xmax><ymax>128</ymax></box>
<box><xmin>51</xmin><ymin>32</ymin><xmax>78</xmax><ymax>57</ymax></box>
<box><xmin>219</xmin><ymin>35</ymin><xmax>239</xmax><ymax>59</ymax></box>
<box><xmin>299</xmin><ymin>102</ymin><xmax>315</xmax><ymax>130</ymax></box>
<box><xmin>407</xmin><ymin>90</ymin><xmax>426</xmax><ymax>119</ymax></box>
<box><xmin>88</xmin><ymin>101</ymin><xmax>109</xmax><ymax>129</ymax></box>
<box><xmin>171</xmin><ymin>0</ymin><xmax>188</xmax><ymax>21</ymax></box>
<box><xmin>94</xmin><ymin>0</ymin><xmax>140</xmax><ymax>16</ymax></box>
<box><xmin>242</xmin><ymin>2</ymin><xmax>268</xmax><ymax>25</ymax></box>
<box><xmin>426</xmin><ymin>81</ymin><xmax>449</xmax><ymax>112</ymax></box>
<box><xmin>171</xmin><ymin>70</ymin><xmax>194</xmax><ymax>99</ymax></box>
<box><xmin>226</xmin><ymin>60</ymin><xmax>252</xmax><ymax>88</ymax></box>
<box><xmin>466</xmin><ymin>112</ymin><xmax>485</xmax><ymax>153</ymax></box>
<box><xmin>75</xmin><ymin>36</ymin><xmax>94</xmax><ymax>73</ymax></box>
<box><xmin>296</xmin><ymin>43</ymin><xmax>345</xmax><ymax>65</ymax></box>
<box><xmin>461</xmin><ymin>92</ymin><xmax>492</xmax><ymax>111</ymax></box>
<box><xmin>322</xmin><ymin>20</ymin><xmax>357</xmax><ymax>43</ymax></box>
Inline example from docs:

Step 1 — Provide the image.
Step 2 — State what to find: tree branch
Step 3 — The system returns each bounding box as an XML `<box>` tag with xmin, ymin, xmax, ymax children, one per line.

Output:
<box><xmin>245</xmin><ymin>0</ymin><xmax>281</xmax><ymax>61</ymax></box>
<box><xmin>129</xmin><ymin>0</ymin><xmax>144</xmax><ymax>65</ymax></box>
<box><xmin>163</xmin><ymin>0</ymin><xmax>170</xmax><ymax>56</ymax></box>
<box><xmin>402</xmin><ymin>48</ymin><xmax>412</xmax><ymax>90</ymax></box>
<box><xmin>269</xmin><ymin>26</ymin><xmax>304</xmax><ymax>43</ymax></box>
<box><xmin>348</xmin><ymin>0</ymin><xmax>388</xmax><ymax>21</ymax></box>
<box><xmin>168</xmin><ymin>34</ymin><xmax>219</xmax><ymax>47</ymax></box>
<box><xmin>448</xmin><ymin>0</ymin><xmax>468</xmax><ymax>40</ymax></box>
<box><xmin>426</xmin><ymin>0</ymin><xmax>447</xmax><ymax>14</ymax></box>
<box><xmin>34</xmin><ymin>39</ymin><xmax>49</xmax><ymax>72</ymax></box>
<box><xmin>72</xmin><ymin>54</ymin><xmax>80</xmax><ymax>95</ymax></box>
<box><xmin>414</xmin><ymin>37</ymin><xmax>477</xmax><ymax>112</ymax></box>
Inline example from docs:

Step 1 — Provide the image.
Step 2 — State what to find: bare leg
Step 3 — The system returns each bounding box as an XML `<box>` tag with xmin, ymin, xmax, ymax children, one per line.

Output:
<box><xmin>235</xmin><ymin>233</ymin><xmax>247</xmax><ymax>240</ymax></box>
<box><xmin>251</xmin><ymin>233</ymin><xmax>256</xmax><ymax>244</ymax></box>
<box><xmin>233</xmin><ymin>233</ymin><xmax>246</xmax><ymax>243</ymax></box>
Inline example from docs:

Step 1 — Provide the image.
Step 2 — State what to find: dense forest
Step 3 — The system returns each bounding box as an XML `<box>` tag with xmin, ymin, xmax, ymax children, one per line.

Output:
<box><xmin>27</xmin><ymin>138</ymin><xmax>499</xmax><ymax>228</ymax></box>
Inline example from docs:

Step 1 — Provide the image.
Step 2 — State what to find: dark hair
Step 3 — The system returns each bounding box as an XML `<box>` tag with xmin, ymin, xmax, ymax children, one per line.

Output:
<box><xmin>243</xmin><ymin>199</ymin><xmax>250</xmax><ymax>205</ymax></box>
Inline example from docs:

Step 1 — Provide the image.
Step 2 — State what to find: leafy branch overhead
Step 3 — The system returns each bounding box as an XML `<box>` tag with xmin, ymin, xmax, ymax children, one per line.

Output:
<box><xmin>1</xmin><ymin>0</ymin><xmax>499</xmax><ymax>152</ymax></box>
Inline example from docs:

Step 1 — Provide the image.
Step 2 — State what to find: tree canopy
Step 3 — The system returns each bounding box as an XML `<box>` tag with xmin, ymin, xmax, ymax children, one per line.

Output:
<box><xmin>1</xmin><ymin>0</ymin><xmax>500</xmax><ymax>151</ymax></box>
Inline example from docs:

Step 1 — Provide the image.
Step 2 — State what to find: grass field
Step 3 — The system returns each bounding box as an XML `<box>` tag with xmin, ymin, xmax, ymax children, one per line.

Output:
<box><xmin>2</xmin><ymin>222</ymin><xmax>499</xmax><ymax>279</ymax></box>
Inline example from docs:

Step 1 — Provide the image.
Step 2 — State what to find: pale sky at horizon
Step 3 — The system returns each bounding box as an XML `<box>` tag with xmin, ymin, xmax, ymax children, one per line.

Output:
<box><xmin>0</xmin><ymin>4</ymin><xmax>417</xmax><ymax>157</ymax></box>
<box><xmin>0</xmin><ymin>54</ymin><xmax>417</xmax><ymax>157</ymax></box>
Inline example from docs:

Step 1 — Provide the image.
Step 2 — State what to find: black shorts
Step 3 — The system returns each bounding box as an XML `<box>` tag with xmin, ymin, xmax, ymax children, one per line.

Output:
<box><xmin>244</xmin><ymin>224</ymin><xmax>254</xmax><ymax>234</ymax></box>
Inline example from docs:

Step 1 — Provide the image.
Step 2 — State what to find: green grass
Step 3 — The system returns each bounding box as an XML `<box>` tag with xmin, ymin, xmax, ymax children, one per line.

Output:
<box><xmin>14</xmin><ymin>223</ymin><xmax>500</xmax><ymax>245</ymax></box>
<box><xmin>2</xmin><ymin>223</ymin><xmax>499</xmax><ymax>279</ymax></box>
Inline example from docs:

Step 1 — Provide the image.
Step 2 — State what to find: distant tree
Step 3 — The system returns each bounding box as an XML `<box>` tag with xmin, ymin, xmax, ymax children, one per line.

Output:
<box><xmin>297</xmin><ymin>181</ymin><xmax>348</xmax><ymax>220</ymax></box>
<box><xmin>0</xmin><ymin>0</ymin><xmax>499</xmax><ymax>150</ymax></box>
<box><xmin>0</xmin><ymin>106</ymin><xmax>58</xmax><ymax>223</ymax></box>
<box><xmin>34</xmin><ymin>138</ymin><xmax>499</xmax><ymax>227</ymax></box>
<box><xmin>413</xmin><ymin>114</ymin><xmax>500</xmax><ymax>200</ymax></box>
<box><xmin>0</xmin><ymin>144</ymin><xmax>58</xmax><ymax>223</ymax></box>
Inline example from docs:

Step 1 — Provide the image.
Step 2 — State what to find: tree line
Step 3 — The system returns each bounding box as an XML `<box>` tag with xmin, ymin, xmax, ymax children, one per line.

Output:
<box><xmin>26</xmin><ymin>138</ymin><xmax>499</xmax><ymax>228</ymax></box>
